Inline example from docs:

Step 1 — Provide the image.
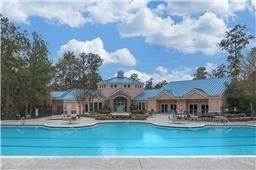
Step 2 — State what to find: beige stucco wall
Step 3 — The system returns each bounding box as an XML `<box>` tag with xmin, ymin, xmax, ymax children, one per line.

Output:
<box><xmin>176</xmin><ymin>100</ymin><xmax>187</xmax><ymax>113</ymax></box>
<box><xmin>208</xmin><ymin>97</ymin><xmax>223</xmax><ymax>113</ymax></box>
<box><xmin>147</xmin><ymin>99</ymin><xmax>158</xmax><ymax>112</ymax></box>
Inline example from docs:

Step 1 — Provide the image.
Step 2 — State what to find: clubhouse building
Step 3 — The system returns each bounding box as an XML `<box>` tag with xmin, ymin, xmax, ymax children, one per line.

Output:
<box><xmin>50</xmin><ymin>71</ymin><xmax>230</xmax><ymax>115</ymax></box>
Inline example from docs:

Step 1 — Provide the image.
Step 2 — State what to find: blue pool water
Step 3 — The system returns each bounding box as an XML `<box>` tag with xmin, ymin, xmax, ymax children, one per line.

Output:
<box><xmin>1</xmin><ymin>123</ymin><xmax>256</xmax><ymax>156</ymax></box>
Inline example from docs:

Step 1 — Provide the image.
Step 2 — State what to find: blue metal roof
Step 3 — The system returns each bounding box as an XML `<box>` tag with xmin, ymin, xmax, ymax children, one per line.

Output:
<box><xmin>51</xmin><ymin>89</ymin><xmax>107</xmax><ymax>101</ymax></box>
<box><xmin>161</xmin><ymin>77</ymin><xmax>230</xmax><ymax>96</ymax></box>
<box><xmin>134</xmin><ymin>77</ymin><xmax>230</xmax><ymax>100</ymax></box>
<box><xmin>134</xmin><ymin>89</ymin><xmax>161</xmax><ymax>100</ymax></box>
<box><xmin>97</xmin><ymin>77</ymin><xmax>144</xmax><ymax>85</ymax></box>
<box><xmin>51</xmin><ymin>91</ymin><xmax>68</xmax><ymax>98</ymax></box>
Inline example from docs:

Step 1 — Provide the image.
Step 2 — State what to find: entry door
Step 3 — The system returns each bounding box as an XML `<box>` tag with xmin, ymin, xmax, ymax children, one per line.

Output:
<box><xmin>116</xmin><ymin>102</ymin><xmax>125</xmax><ymax>112</ymax></box>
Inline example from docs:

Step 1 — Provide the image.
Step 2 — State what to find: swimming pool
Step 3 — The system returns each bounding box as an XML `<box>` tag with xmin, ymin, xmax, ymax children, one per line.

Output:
<box><xmin>1</xmin><ymin>123</ymin><xmax>256</xmax><ymax>156</ymax></box>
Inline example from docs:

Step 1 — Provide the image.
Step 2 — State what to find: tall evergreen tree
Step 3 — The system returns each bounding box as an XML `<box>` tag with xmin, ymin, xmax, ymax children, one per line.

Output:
<box><xmin>154</xmin><ymin>80</ymin><xmax>168</xmax><ymax>89</ymax></box>
<box><xmin>211</xmin><ymin>64</ymin><xmax>227</xmax><ymax>78</ymax></box>
<box><xmin>226</xmin><ymin>48</ymin><xmax>256</xmax><ymax>114</ymax></box>
<box><xmin>1</xmin><ymin>15</ymin><xmax>52</xmax><ymax>118</ymax></box>
<box><xmin>54</xmin><ymin>51</ymin><xmax>79</xmax><ymax>90</ymax></box>
<box><xmin>145</xmin><ymin>78</ymin><xmax>153</xmax><ymax>89</ymax></box>
<box><xmin>219</xmin><ymin>24</ymin><xmax>253</xmax><ymax>79</ymax></box>
<box><xmin>23</xmin><ymin>32</ymin><xmax>52</xmax><ymax>116</ymax></box>
<box><xmin>85</xmin><ymin>53</ymin><xmax>103</xmax><ymax>90</ymax></box>
<box><xmin>130</xmin><ymin>73</ymin><xmax>139</xmax><ymax>81</ymax></box>
<box><xmin>193</xmin><ymin>67</ymin><xmax>207</xmax><ymax>80</ymax></box>
<box><xmin>1</xmin><ymin>15</ymin><xmax>30</xmax><ymax>116</ymax></box>
<box><xmin>245</xmin><ymin>47</ymin><xmax>256</xmax><ymax>76</ymax></box>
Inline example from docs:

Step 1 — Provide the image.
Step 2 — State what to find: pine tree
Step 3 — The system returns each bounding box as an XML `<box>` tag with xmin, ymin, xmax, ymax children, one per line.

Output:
<box><xmin>219</xmin><ymin>25</ymin><xmax>253</xmax><ymax>79</ymax></box>
<box><xmin>193</xmin><ymin>67</ymin><xmax>207</xmax><ymax>80</ymax></box>
<box><xmin>145</xmin><ymin>78</ymin><xmax>153</xmax><ymax>89</ymax></box>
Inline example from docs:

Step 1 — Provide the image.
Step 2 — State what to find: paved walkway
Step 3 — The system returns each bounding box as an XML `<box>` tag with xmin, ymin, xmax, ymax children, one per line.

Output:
<box><xmin>1</xmin><ymin>157</ymin><xmax>255</xmax><ymax>170</ymax></box>
<box><xmin>1</xmin><ymin>114</ymin><xmax>256</xmax><ymax>127</ymax></box>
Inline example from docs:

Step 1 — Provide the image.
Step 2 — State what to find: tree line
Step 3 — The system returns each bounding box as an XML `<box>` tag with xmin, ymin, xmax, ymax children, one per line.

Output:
<box><xmin>1</xmin><ymin>15</ymin><xmax>103</xmax><ymax>119</ymax></box>
<box><xmin>130</xmin><ymin>73</ymin><xmax>168</xmax><ymax>89</ymax></box>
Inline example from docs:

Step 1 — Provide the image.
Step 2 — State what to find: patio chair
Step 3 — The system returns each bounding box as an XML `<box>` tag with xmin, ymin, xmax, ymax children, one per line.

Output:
<box><xmin>188</xmin><ymin>115</ymin><xmax>199</xmax><ymax>121</ymax></box>
<box><xmin>62</xmin><ymin>114</ymin><xmax>73</xmax><ymax>124</ymax></box>
<box><xmin>168</xmin><ymin>115</ymin><xmax>179</xmax><ymax>124</ymax></box>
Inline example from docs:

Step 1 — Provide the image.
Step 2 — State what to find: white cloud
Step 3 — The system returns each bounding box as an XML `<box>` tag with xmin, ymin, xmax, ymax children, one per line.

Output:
<box><xmin>2</xmin><ymin>0</ymin><xmax>254</xmax><ymax>55</ymax></box>
<box><xmin>118</xmin><ymin>7</ymin><xmax>174</xmax><ymax>38</ymax></box>
<box><xmin>2</xmin><ymin>0</ymin><xmax>147</xmax><ymax>27</ymax></box>
<box><xmin>124</xmin><ymin>70</ymin><xmax>152</xmax><ymax>82</ymax></box>
<box><xmin>119</xmin><ymin>11</ymin><xmax>227</xmax><ymax>55</ymax></box>
<box><xmin>205</xmin><ymin>62</ymin><xmax>217</xmax><ymax>73</ymax></box>
<box><xmin>85</xmin><ymin>1</ymin><xmax>147</xmax><ymax>24</ymax></box>
<box><xmin>57</xmin><ymin>37</ymin><xmax>137</xmax><ymax>66</ymax></box>
<box><xmin>155</xmin><ymin>66</ymin><xmax>168</xmax><ymax>74</ymax></box>
<box><xmin>123</xmin><ymin>67</ymin><xmax>193</xmax><ymax>84</ymax></box>
<box><xmin>251</xmin><ymin>0</ymin><xmax>256</xmax><ymax>9</ymax></box>
<box><xmin>2</xmin><ymin>0</ymin><xmax>88</xmax><ymax>27</ymax></box>
<box><xmin>167</xmin><ymin>0</ymin><xmax>248</xmax><ymax>19</ymax></box>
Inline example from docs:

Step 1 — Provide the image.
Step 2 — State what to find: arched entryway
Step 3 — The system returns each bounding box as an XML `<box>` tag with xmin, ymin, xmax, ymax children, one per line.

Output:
<box><xmin>114</xmin><ymin>97</ymin><xmax>127</xmax><ymax>112</ymax></box>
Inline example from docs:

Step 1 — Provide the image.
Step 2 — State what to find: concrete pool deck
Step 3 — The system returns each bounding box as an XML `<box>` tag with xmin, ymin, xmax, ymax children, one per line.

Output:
<box><xmin>1</xmin><ymin>114</ymin><xmax>256</xmax><ymax>127</ymax></box>
<box><xmin>1</xmin><ymin>156</ymin><xmax>256</xmax><ymax>170</ymax></box>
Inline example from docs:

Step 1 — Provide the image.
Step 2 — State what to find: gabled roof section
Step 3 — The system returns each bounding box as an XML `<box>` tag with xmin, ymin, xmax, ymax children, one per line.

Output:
<box><xmin>156</xmin><ymin>90</ymin><xmax>174</xmax><ymax>96</ymax></box>
<box><xmin>97</xmin><ymin>76</ymin><xmax>144</xmax><ymax>85</ymax></box>
<box><xmin>109</xmin><ymin>89</ymin><xmax>132</xmax><ymax>99</ymax></box>
<box><xmin>161</xmin><ymin>77</ymin><xmax>230</xmax><ymax>97</ymax></box>
<box><xmin>183</xmin><ymin>88</ymin><xmax>208</xmax><ymax>98</ymax></box>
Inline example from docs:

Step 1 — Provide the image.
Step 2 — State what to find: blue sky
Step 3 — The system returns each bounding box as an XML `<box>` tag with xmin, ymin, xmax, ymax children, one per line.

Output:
<box><xmin>3</xmin><ymin>0</ymin><xmax>255</xmax><ymax>83</ymax></box>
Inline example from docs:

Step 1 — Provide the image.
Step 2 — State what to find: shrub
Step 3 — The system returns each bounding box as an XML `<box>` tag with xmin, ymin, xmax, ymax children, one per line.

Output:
<box><xmin>129</xmin><ymin>104</ymin><xmax>138</xmax><ymax>111</ymax></box>
<box><xmin>1</xmin><ymin>113</ymin><xmax>17</xmax><ymax>120</ymax></box>
<box><xmin>95</xmin><ymin>114</ymin><xmax>147</xmax><ymax>120</ymax></box>
<box><xmin>99</xmin><ymin>105</ymin><xmax>111</xmax><ymax>114</ymax></box>
<box><xmin>130</xmin><ymin>109</ymin><xmax>145</xmax><ymax>114</ymax></box>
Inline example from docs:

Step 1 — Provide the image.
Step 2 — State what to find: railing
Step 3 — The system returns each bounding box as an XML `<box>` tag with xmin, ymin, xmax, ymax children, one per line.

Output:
<box><xmin>214</xmin><ymin>116</ymin><xmax>232</xmax><ymax>126</ymax></box>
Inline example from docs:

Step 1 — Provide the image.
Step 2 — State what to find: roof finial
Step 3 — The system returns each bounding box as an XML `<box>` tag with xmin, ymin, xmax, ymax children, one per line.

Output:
<box><xmin>117</xmin><ymin>71</ymin><xmax>124</xmax><ymax>78</ymax></box>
